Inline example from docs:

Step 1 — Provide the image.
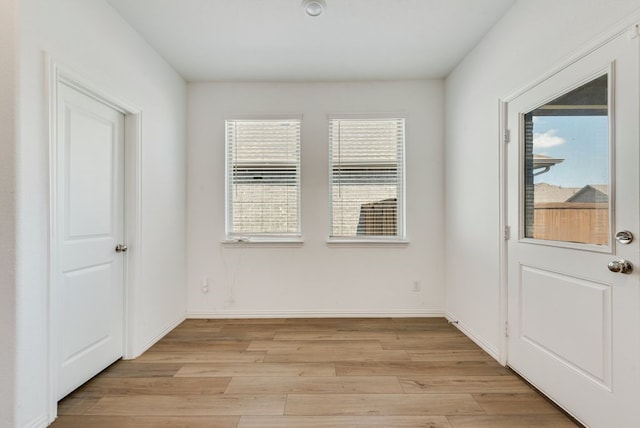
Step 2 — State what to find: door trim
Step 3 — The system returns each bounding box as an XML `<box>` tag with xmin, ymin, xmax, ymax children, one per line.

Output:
<box><xmin>46</xmin><ymin>57</ymin><xmax>142</xmax><ymax>424</ymax></box>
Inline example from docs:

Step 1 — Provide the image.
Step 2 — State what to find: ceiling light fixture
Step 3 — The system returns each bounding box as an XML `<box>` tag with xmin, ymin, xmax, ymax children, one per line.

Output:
<box><xmin>302</xmin><ymin>0</ymin><xmax>326</xmax><ymax>17</ymax></box>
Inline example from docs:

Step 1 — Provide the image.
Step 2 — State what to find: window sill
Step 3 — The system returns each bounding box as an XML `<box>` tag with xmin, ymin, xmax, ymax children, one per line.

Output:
<box><xmin>326</xmin><ymin>238</ymin><xmax>410</xmax><ymax>248</ymax></box>
<box><xmin>221</xmin><ymin>237</ymin><xmax>304</xmax><ymax>248</ymax></box>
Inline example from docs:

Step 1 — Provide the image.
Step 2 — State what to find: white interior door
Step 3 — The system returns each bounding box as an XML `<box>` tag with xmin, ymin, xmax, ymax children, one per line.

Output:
<box><xmin>56</xmin><ymin>82</ymin><xmax>125</xmax><ymax>400</ymax></box>
<box><xmin>507</xmin><ymin>32</ymin><xmax>640</xmax><ymax>427</ymax></box>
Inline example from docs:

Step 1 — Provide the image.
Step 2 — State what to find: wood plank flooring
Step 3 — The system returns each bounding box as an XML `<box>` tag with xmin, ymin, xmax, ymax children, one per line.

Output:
<box><xmin>51</xmin><ymin>318</ymin><xmax>580</xmax><ymax>427</ymax></box>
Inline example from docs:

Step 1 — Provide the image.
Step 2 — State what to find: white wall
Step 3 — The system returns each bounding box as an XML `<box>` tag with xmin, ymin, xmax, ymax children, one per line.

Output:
<box><xmin>444</xmin><ymin>0</ymin><xmax>640</xmax><ymax>358</ymax></box>
<box><xmin>0</xmin><ymin>0</ymin><xmax>18</xmax><ymax>425</ymax></box>
<box><xmin>16</xmin><ymin>0</ymin><xmax>187</xmax><ymax>426</ymax></box>
<box><xmin>188</xmin><ymin>81</ymin><xmax>444</xmax><ymax>317</ymax></box>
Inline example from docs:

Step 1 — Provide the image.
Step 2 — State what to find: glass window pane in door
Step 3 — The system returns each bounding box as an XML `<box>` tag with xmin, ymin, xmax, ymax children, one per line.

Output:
<box><xmin>523</xmin><ymin>74</ymin><xmax>609</xmax><ymax>245</ymax></box>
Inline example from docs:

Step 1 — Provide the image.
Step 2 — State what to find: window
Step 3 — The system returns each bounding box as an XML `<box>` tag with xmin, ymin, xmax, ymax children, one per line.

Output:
<box><xmin>329</xmin><ymin>117</ymin><xmax>405</xmax><ymax>239</ymax></box>
<box><xmin>523</xmin><ymin>74</ymin><xmax>609</xmax><ymax>246</ymax></box>
<box><xmin>225</xmin><ymin>119</ymin><xmax>301</xmax><ymax>239</ymax></box>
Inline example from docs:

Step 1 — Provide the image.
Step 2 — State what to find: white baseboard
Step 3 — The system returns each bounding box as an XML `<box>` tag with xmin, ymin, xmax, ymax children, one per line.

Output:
<box><xmin>445</xmin><ymin>312</ymin><xmax>501</xmax><ymax>362</ymax></box>
<box><xmin>127</xmin><ymin>312</ymin><xmax>186</xmax><ymax>359</ymax></box>
<box><xmin>187</xmin><ymin>309</ymin><xmax>445</xmax><ymax>319</ymax></box>
<box><xmin>24</xmin><ymin>414</ymin><xmax>49</xmax><ymax>428</ymax></box>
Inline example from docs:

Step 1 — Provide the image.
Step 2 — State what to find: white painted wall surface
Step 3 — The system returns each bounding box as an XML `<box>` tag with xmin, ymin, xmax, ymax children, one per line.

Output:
<box><xmin>188</xmin><ymin>81</ymin><xmax>444</xmax><ymax>317</ymax></box>
<box><xmin>16</xmin><ymin>0</ymin><xmax>187</xmax><ymax>426</ymax></box>
<box><xmin>444</xmin><ymin>0</ymin><xmax>640</xmax><ymax>358</ymax></box>
<box><xmin>0</xmin><ymin>1</ymin><xmax>18</xmax><ymax>425</ymax></box>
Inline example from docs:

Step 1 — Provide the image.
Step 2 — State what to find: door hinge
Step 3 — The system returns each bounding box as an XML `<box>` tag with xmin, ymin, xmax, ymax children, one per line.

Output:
<box><xmin>504</xmin><ymin>321</ymin><xmax>509</xmax><ymax>338</ymax></box>
<box><xmin>504</xmin><ymin>225</ymin><xmax>511</xmax><ymax>240</ymax></box>
<box><xmin>504</xmin><ymin>129</ymin><xmax>511</xmax><ymax>144</ymax></box>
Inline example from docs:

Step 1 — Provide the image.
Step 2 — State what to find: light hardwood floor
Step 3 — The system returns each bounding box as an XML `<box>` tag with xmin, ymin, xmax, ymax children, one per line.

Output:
<box><xmin>51</xmin><ymin>318</ymin><xmax>581</xmax><ymax>427</ymax></box>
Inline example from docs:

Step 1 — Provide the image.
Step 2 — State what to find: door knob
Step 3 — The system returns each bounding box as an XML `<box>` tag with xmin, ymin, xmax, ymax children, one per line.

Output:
<box><xmin>608</xmin><ymin>259</ymin><xmax>633</xmax><ymax>274</ymax></box>
<box><xmin>115</xmin><ymin>244</ymin><xmax>128</xmax><ymax>253</ymax></box>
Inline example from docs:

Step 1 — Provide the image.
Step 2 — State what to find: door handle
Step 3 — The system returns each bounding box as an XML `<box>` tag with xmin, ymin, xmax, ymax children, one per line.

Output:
<box><xmin>608</xmin><ymin>259</ymin><xmax>633</xmax><ymax>274</ymax></box>
<box><xmin>115</xmin><ymin>244</ymin><xmax>128</xmax><ymax>253</ymax></box>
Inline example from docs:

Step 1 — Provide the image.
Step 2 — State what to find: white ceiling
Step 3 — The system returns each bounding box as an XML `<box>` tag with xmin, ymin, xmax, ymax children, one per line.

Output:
<box><xmin>106</xmin><ymin>0</ymin><xmax>516</xmax><ymax>82</ymax></box>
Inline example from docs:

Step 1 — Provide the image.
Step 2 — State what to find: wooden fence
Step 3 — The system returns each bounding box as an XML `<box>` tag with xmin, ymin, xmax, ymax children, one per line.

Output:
<box><xmin>357</xmin><ymin>198</ymin><xmax>397</xmax><ymax>236</ymax></box>
<box><xmin>533</xmin><ymin>202</ymin><xmax>608</xmax><ymax>245</ymax></box>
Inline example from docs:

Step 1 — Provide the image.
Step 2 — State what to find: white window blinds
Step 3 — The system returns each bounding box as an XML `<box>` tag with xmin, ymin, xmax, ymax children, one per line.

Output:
<box><xmin>329</xmin><ymin>118</ymin><xmax>405</xmax><ymax>238</ymax></box>
<box><xmin>226</xmin><ymin>119</ymin><xmax>301</xmax><ymax>237</ymax></box>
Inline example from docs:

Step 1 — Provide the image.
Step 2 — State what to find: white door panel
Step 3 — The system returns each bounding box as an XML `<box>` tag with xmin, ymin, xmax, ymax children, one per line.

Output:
<box><xmin>56</xmin><ymin>83</ymin><xmax>125</xmax><ymax>400</ymax></box>
<box><xmin>507</xmin><ymin>32</ymin><xmax>640</xmax><ymax>427</ymax></box>
<box><xmin>65</xmin><ymin>106</ymin><xmax>115</xmax><ymax>238</ymax></box>
<box><xmin>519</xmin><ymin>266</ymin><xmax>611</xmax><ymax>385</ymax></box>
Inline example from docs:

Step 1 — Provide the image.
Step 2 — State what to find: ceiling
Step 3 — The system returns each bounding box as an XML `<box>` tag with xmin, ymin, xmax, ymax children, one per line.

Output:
<box><xmin>106</xmin><ymin>0</ymin><xmax>516</xmax><ymax>82</ymax></box>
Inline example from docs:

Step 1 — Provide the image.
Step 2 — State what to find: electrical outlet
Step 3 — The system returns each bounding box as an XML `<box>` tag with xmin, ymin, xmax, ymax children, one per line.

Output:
<box><xmin>200</xmin><ymin>277</ymin><xmax>209</xmax><ymax>294</ymax></box>
<box><xmin>412</xmin><ymin>281</ymin><xmax>420</xmax><ymax>292</ymax></box>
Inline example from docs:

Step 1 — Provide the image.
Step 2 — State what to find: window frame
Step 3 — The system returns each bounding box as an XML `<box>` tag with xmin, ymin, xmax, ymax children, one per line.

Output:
<box><xmin>224</xmin><ymin>115</ymin><xmax>303</xmax><ymax>244</ymax></box>
<box><xmin>327</xmin><ymin>114</ymin><xmax>408</xmax><ymax>244</ymax></box>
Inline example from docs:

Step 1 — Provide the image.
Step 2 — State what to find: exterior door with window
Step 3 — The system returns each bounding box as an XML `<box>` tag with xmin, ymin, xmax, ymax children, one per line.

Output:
<box><xmin>506</xmin><ymin>32</ymin><xmax>640</xmax><ymax>426</ymax></box>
